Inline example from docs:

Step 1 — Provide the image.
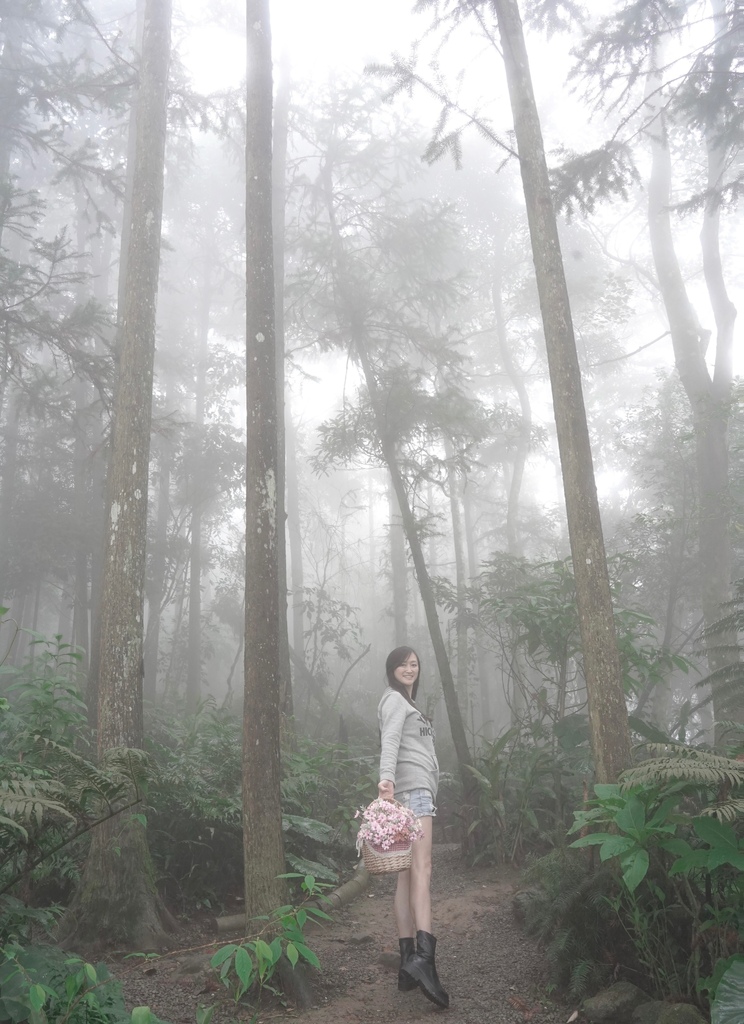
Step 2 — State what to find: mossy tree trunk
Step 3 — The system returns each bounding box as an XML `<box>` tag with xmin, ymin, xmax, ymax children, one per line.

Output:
<box><xmin>60</xmin><ymin>0</ymin><xmax>174</xmax><ymax>949</ymax></box>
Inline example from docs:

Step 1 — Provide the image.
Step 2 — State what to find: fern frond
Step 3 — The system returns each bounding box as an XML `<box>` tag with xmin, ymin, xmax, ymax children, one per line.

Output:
<box><xmin>0</xmin><ymin>780</ymin><xmax>74</xmax><ymax>826</ymax></box>
<box><xmin>622</xmin><ymin>749</ymin><xmax>744</xmax><ymax>791</ymax></box>
<box><xmin>699</xmin><ymin>797</ymin><xmax>744</xmax><ymax>822</ymax></box>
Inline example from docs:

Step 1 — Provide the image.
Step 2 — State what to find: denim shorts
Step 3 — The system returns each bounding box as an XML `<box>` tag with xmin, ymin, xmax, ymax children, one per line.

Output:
<box><xmin>397</xmin><ymin>788</ymin><xmax>436</xmax><ymax>817</ymax></box>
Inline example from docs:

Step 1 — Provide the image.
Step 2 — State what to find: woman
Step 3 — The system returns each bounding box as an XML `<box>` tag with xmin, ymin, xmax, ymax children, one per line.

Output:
<box><xmin>377</xmin><ymin>645</ymin><xmax>449</xmax><ymax>1009</ymax></box>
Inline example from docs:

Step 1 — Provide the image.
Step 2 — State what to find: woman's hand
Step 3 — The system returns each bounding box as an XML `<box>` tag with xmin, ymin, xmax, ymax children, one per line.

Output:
<box><xmin>377</xmin><ymin>780</ymin><xmax>395</xmax><ymax>802</ymax></box>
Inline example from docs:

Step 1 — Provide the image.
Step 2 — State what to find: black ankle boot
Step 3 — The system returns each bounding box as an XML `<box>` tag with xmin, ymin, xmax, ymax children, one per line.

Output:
<box><xmin>398</xmin><ymin>937</ymin><xmax>417</xmax><ymax>991</ymax></box>
<box><xmin>401</xmin><ymin>930</ymin><xmax>449</xmax><ymax>1008</ymax></box>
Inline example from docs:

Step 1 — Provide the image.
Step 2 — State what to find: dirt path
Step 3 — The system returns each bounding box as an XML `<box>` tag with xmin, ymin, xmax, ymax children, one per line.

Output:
<box><xmin>120</xmin><ymin>845</ymin><xmax>571</xmax><ymax>1024</ymax></box>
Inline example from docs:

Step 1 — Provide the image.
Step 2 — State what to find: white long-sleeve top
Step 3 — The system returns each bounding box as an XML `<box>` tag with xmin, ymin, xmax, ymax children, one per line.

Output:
<box><xmin>378</xmin><ymin>688</ymin><xmax>439</xmax><ymax>798</ymax></box>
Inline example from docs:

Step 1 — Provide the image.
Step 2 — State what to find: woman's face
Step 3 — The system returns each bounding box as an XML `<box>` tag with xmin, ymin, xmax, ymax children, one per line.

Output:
<box><xmin>393</xmin><ymin>653</ymin><xmax>419</xmax><ymax>690</ymax></box>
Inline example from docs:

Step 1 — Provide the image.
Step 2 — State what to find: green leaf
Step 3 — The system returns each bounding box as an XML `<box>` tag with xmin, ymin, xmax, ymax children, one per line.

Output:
<box><xmin>306</xmin><ymin>906</ymin><xmax>333</xmax><ymax>922</ymax></box>
<box><xmin>285</xmin><ymin>942</ymin><xmax>299</xmax><ymax>968</ymax></box>
<box><xmin>282</xmin><ymin>815</ymin><xmax>335</xmax><ymax>843</ymax></box>
<box><xmin>569</xmin><ymin>832</ymin><xmax>615</xmax><ymax>848</ymax></box>
<box><xmin>694</xmin><ymin>817</ymin><xmax>738</xmax><ymax>853</ymax></box>
<box><xmin>669</xmin><ymin>849</ymin><xmax>713</xmax><ymax>875</ymax></box>
<box><xmin>83</xmin><ymin>963</ymin><xmax>97</xmax><ymax>985</ymax></box>
<box><xmin>712</xmin><ymin>959</ymin><xmax>744</xmax><ymax>1024</ymax></box>
<box><xmin>598</xmin><ymin>835</ymin><xmax>635</xmax><ymax>861</ymax></box>
<box><xmin>254</xmin><ymin>938</ymin><xmax>276</xmax><ymax>971</ymax></box>
<box><xmin>234</xmin><ymin>946</ymin><xmax>253</xmax><ymax>989</ymax></box>
<box><xmin>210</xmin><ymin>945</ymin><xmax>237</xmax><ymax>968</ymax></box>
<box><xmin>131</xmin><ymin>1008</ymin><xmax>155</xmax><ymax>1024</ymax></box>
<box><xmin>28</xmin><ymin>986</ymin><xmax>46</xmax><ymax>1013</ymax></box>
<box><xmin>593</xmin><ymin>784</ymin><xmax>622</xmax><ymax>801</ymax></box>
<box><xmin>196</xmin><ymin>1006</ymin><xmax>215</xmax><ymax>1024</ymax></box>
<box><xmin>293</xmin><ymin>942</ymin><xmax>321</xmax><ymax>969</ymax></box>
<box><xmin>621</xmin><ymin>849</ymin><xmax>649</xmax><ymax>893</ymax></box>
<box><xmin>614</xmin><ymin>794</ymin><xmax>646</xmax><ymax>836</ymax></box>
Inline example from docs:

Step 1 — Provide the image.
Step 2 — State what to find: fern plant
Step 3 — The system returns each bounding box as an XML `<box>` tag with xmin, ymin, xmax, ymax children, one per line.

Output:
<box><xmin>515</xmin><ymin>845</ymin><xmax>622</xmax><ymax>998</ymax></box>
<box><xmin>0</xmin><ymin>637</ymin><xmax>151</xmax><ymax>937</ymax></box>
<box><xmin>622</xmin><ymin>745</ymin><xmax>744</xmax><ymax>822</ymax></box>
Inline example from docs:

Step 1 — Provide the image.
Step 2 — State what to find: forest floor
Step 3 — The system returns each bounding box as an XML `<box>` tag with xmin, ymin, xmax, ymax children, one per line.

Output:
<box><xmin>114</xmin><ymin>845</ymin><xmax>573</xmax><ymax>1024</ymax></box>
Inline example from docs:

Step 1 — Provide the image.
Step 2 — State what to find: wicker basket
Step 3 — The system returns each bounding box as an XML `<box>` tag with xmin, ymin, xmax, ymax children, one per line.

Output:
<box><xmin>361</xmin><ymin>838</ymin><xmax>413</xmax><ymax>875</ymax></box>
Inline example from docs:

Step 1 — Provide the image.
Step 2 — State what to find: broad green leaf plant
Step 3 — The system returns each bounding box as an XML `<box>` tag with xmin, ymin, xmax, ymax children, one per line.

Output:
<box><xmin>569</xmin><ymin>778</ymin><xmax>744</xmax><ymax>1002</ymax></box>
<box><xmin>209</xmin><ymin>873</ymin><xmax>330</xmax><ymax>1005</ymax></box>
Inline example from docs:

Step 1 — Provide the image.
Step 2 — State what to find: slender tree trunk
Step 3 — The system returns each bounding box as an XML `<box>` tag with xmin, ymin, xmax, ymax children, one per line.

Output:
<box><xmin>388</xmin><ymin>476</ymin><xmax>408</xmax><ymax>645</ymax></box>
<box><xmin>493</xmin><ymin>257</ymin><xmax>531</xmax><ymax>556</ymax></box>
<box><xmin>272</xmin><ymin>51</ymin><xmax>293</xmax><ymax>721</ymax></box>
<box><xmin>446</xmin><ymin>447</ymin><xmax>469</xmax><ymax>713</ymax></box>
<box><xmin>645</xmin><ymin>18</ymin><xmax>739</xmax><ymax>734</ymax></box>
<box><xmin>493</xmin><ymin>0</ymin><xmax>631</xmax><ymax>783</ymax></box>
<box><xmin>61</xmin><ymin>0</ymin><xmax>174</xmax><ymax>948</ymax></box>
<box><xmin>463</xmin><ymin>483</ymin><xmax>495</xmax><ymax>740</ymax></box>
<box><xmin>285</xmin><ymin>401</ymin><xmax>306</xmax><ymax>679</ymax></box>
<box><xmin>0</xmin><ymin>393</ymin><xmax>19</xmax><ymax>608</ymax></box>
<box><xmin>143</xmin><ymin>424</ymin><xmax>171</xmax><ymax>703</ymax></box>
<box><xmin>186</xmin><ymin>273</ymin><xmax>211</xmax><ymax>711</ymax></box>
<box><xmin>243</xmin><ymin>0</ymin><xmax>286</xmax><ymax>921</ymax></box>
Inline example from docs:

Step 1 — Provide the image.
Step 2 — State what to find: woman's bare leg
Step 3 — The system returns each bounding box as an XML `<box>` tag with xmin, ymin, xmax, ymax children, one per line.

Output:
<box><xmin>408</xmin><ymin>815</ymin><xmax>433</xmax><ymax>934</ymax></box>
<box><xmin>394</xmin><ymin>869</ymin><xmax>415</xmax><ymax>937</ymax></box>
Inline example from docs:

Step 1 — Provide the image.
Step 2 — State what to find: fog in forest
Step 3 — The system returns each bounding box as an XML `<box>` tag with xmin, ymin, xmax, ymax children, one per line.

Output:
<box><xmin>2</xmin><ymin>0</ymin><xmax>740</xmax><ymax>761</ymax></box>
<box><xmin>1</xmin><ymin>0</ymin><xmax>744</xmax><ymax>981</ymax></box>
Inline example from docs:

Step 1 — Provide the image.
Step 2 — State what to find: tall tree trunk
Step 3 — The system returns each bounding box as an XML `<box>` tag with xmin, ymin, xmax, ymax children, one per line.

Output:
<box><xmin>60</xmin><ymin>0</ymin><xmax>174</xmax><ymax>948</ymax></box>
<box><xmin>493</xmin><ymin>256</ymin><xmax>531</xmax><ymax>556</ymax></box>
<box><xmin>285</xmin><ymin>400</ymin><xmax>306</xmax><ymax>680</ymax></box>
<box><xmin>388</xmin><ymin>476</ymin><xmax>408</xmax><ymax>645</ymax></box>
<box><xmin>446</xmin><ymin>446</ymin><xmax>469</xmax><ymax>714</ymax></box>
<box><xmin>493</xmin><ymin>0</ymin><xmax>631</xmax><ymax>783</ymax></box>
<box><xmin>272</xmin><ymin>51</ymin><xmax>293</xmax><ymax>721</ymax></box>
<box><xmin>0</xmin><ymin>393</ymin><xmax>19</xmax><ymax>608</ymax></box>
<box><xmin>243</xmin><ymin>0</ymin><xmax>286</xmax><ymax>920</ymax></box>
<box><xmin>144</xmin><ymin>420</ymin><xmax>171</xmax><ymax>703</ymax></box>
<box><xmin>186</xmin><ymin>272</ymin><xmax>211</xmax><ymax>711</ymax></box>
<box><xmin>463</xmin><ymin>482</ymin><xmax>495</xmax><ymax>740</ymax></box>
<box><xmin>645</xmin><ymin>16</ymin><xmax>739</xmax><ymax>735</ymax></box>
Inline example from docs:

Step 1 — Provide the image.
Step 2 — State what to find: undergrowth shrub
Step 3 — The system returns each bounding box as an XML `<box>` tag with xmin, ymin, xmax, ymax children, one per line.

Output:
<box><xmin>520</xmin><ymin>749</ymin><xmax>744</xmax><ymax>1008</ymax></box>
<box><xmin>146</xmin><ymin>700</ymin><xmax>376</xmax><ymax>911</ymax></box>
<box><xmin>0</xmin><ymin>634</ymin><xmax>149</xmax><ymax>930</ymax></box>
<box><xmin>515</xmin><ymin>846</ymin><xmax>624</xmax><ymax>999</ymax></box>
<box><xmin>0</xmin><ymin>944</ymin><xmax>129</xmax><ymax>1024</ymax></box>
<box><xmin>466</xmin><ymin>721</ymin><xmax>588</xmax><ymax>865</ymax></box>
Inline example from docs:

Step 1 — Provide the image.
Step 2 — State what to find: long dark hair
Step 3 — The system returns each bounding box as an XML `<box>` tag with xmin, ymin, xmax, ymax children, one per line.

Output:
<box><xmin>385</xmin><ymin>646</ymin><xmax>421</xmax><ymax>706</ymax></box>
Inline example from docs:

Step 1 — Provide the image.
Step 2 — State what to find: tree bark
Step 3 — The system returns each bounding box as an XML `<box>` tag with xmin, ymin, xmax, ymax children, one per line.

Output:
<box><xmin>645</xmin><ymin>16</ymin><xmax>739</xmax><ymax>734</ymax></box>
<box><xmin>243</xmin><ymin>0</ymin><xmax>286</xmax><ymax>920</ymax></box>
<box><xmin>493</xmin><ymin>255</ymin><xmax>531</xmax><ymax>557</ymax></box>
<box><xmin>388</xmin><ymin>476</ymin><xmax>408</xmax><ymax>645</ymax></box>
<box><xmin>285</xmin><ymin>399</ymin><xmax>306</xmax><ymax>698</ymax></box>
<box><xmin>492</xmin><ymin>0</ymin><xmax>632</xmax><ymax>783</ymax></box>
<box><xmin>60</xmin><ymin>0</ymin><xmax>174</xmax><ymax>948</ymax></box>
<box><xmin>445</xmin><ymin>445</ymin><xmax>470</xmax><ymax>714</ymax></box>
<box><xmin>186</xmin><ymin>270</ymin><xmax>212</xmax><ymax>711</ymax></box>
<box><xmin>272</xmin><ymin>51</ymin><xmax>293</xmax><ymax>722</ymax></box>
<box><xmin>143</xmin><ymin>420</ymin><xmax>171</xmax><ymax>703</ymax></box>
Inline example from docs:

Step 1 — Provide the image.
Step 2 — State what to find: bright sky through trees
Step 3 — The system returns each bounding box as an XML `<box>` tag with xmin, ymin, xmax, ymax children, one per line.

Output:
<box><xmin>181</xmin><ymin>0</ymin><xmax>422</xmax><ymax>91</ymax></box>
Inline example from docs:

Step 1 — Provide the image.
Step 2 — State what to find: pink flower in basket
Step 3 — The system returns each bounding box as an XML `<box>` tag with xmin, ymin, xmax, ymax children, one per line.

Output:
<box><xmin>355</xmin><ymin>797</ymin><xmax>424</xmax><ymax>855</ymax></box>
